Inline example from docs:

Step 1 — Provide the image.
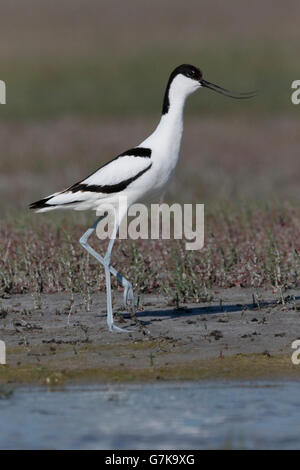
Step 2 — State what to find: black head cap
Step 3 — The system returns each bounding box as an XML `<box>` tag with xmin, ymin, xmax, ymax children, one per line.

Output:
<box><xmin>171</xmin><ymin>64</ymin><xmax>203</xmax><ymax>81</ymax></box>
<box><xmin>162</xmin><ymin>64</ymin><xmax>202</xmax><ymax>114</ymax></box>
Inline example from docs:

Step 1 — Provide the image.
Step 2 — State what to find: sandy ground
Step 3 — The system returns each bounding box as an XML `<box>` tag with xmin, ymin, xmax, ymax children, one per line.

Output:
<box><xmin>1</xmin><ymin>288</ymin><xmax>300</xmax><ymax>385</ymax></box>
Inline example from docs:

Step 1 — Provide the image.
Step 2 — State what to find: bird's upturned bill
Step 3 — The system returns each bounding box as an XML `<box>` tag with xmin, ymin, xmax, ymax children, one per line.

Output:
<box><xmin>200</xmin><ymin>79</ymin><xmax>257</xmax><ymax>99</ymax></box>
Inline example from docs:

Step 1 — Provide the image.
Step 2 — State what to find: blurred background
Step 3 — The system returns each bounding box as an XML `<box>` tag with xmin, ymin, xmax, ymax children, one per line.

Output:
<box><xmin>0</xmin><ymin>0</ymin><xmax>299</xmax><ymax>214</ymax></box>
<box><xmin>1</xmin><ymin>0</ymin><xmax>300</xmax><ymax>294</ymax></box>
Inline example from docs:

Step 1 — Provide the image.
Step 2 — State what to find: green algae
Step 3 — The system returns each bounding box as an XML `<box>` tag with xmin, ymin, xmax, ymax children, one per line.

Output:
<box><xmin>1</xmin><ymin>353</ymin><xmax>300</xmax><ymax>387</ymax></box>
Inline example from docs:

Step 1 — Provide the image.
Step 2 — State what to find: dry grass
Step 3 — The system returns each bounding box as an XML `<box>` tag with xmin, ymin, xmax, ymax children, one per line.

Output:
<box><xmin>1</xmin><ymin>0</ymin><xmax>299</xmax><ymax>301</ymax></box>
<box><xmin>2</xmin><ymin>204</ymin><xmax>300</xmax><ymax>303</ymax></box>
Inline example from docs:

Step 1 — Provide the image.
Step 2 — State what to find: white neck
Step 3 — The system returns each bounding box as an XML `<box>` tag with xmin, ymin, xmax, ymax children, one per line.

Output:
<box><xmin>156</xmin><ymin>91</ymin><xmax>185</xmax><ymax>137</ymax></box>
<box><xmin>145</xmin><ymin>90</ymin><xmax>187</xmax><ymax>157</ymax></box>
<box><xmin>141</xmin><ymin>74</ymin><xmax>197</xmax><ymax>157</ymax></box>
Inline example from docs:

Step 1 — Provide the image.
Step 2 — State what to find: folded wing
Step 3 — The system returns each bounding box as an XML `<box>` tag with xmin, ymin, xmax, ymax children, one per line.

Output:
<box><xmin>29</xmin><ymin>147</ymin><xmax>152</xmax><ymax>212</ymax></box>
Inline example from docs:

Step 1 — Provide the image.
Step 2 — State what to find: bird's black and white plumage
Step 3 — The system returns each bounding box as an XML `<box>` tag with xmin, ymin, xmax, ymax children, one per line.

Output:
<box><xmin>30</xmin><ymin>64</ymin><xmax>255</xmax><ymax>332</ymax></box>
<box><xmin>30</xmin><ymin>147</ymin><xmax>153</xmax><ymax>212</ymax></box>
<box><xmin>30</xmin><ymin>64</ymin><xmax>254</xmax><ymax>216</ymax></box>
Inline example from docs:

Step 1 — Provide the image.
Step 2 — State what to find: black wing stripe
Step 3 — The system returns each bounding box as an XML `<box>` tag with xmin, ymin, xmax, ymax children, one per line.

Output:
<box><xmin>118</xmin><ymin>147</ymin><xmax>151</xmax><ymax>158</ymax></box>
<box><xmin>69</xmin><ymin>162</ymin><xmax>152</xmax><ymax>194</ymax></box>
<box><xmin>29</xmin><ymin>196</ymin><xmax>52</xmax><ymax>210</ymax></box>
<box><xmin>65</xmin><ymin>147</ymin><xmax>152</xmax><ymax>194</ymax></box>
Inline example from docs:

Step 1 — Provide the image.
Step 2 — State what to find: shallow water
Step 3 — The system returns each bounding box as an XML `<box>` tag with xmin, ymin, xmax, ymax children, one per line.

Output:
<box><xmin>0</xmin><ymin>380</ymin><xmax>300</xmax><ymax>449</ymax></box>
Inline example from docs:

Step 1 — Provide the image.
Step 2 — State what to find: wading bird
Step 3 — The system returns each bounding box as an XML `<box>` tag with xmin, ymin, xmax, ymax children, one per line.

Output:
<box><xmin>30</xmin><ymin>64</ymin><xmax>255</xmax><ymax>332</ymax></box>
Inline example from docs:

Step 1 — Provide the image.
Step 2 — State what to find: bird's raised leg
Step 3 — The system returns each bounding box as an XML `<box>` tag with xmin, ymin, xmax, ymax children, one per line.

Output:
<box><xmin>79</xmin><ymin>214</ymin><xmax>135</xmax><ymax>332</ymax></box>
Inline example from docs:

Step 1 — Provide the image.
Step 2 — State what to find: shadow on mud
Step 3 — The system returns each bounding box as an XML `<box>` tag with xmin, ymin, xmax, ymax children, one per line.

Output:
<box><xmin>131</xmin><ymin>295</ymin><xmax>300</xmax><ymax>324</ymax></box>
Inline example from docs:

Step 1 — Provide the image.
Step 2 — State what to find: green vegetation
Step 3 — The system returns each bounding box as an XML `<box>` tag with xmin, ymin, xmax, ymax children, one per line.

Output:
<box><xmin>1</xmin><ymin>352</ymin><xmax>299</xmax><ymax>386</ymax></box>
<box><xmin>1</xmin><ymin>0</ymin><xmax>299</xmax><ymax>300</ymax></box>
<box><xmin>0</xmin><ymin>43</ymin><xmax>298</xmax><ymax>120</ymax></box>
<box><xmin>2</xmin><ymin>203</ymin><xmax>300</xmax><ymax>303</ymax></box>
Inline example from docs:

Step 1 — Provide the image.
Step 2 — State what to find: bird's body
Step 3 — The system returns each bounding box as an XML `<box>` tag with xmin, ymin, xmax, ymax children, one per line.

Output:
<box><xmin>30</xmin><ymin>64</ymin><xmax>255</xmax><ymax>332</ymax></box>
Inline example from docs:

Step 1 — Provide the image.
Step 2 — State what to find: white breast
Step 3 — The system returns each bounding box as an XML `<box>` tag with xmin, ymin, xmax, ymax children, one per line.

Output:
<box><xmin>138</xmin><ymin>110</ymin><xmax>184</xmax><ymax>198</ymax></box>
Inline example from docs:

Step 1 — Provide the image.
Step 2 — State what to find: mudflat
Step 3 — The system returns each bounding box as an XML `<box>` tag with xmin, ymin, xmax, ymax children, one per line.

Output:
<box><xmin>1</xmin><ymin>288</ymin><xmax>300</xmax><ymax>385</ymax></box>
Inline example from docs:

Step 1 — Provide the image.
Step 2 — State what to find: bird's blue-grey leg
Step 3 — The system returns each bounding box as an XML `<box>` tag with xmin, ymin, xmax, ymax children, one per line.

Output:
<box><xmin>103</xmin><ymin>211</ymin><xmax>135</xmax><ymax>316</ymax></box>
<box><xmin>102</xmin><ymin>209</ymin><xmax>129</xmax><ymax>333</ymax></box>
<box><xmin>79</xmin><ymin>214</ymin><xmax>135</xmax><ymax>332</ymax></box>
